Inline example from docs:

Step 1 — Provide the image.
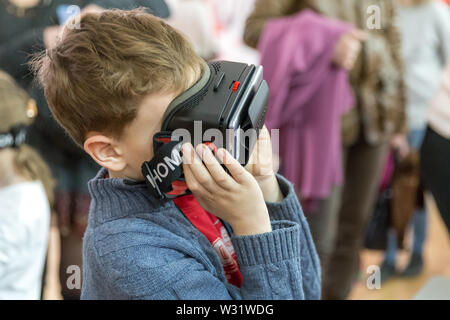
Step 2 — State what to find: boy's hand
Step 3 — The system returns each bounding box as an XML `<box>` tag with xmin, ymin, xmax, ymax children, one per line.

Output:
<box><xmin>245</xmin><ymin>126</ymin><xmax>284</xmax><ymax>203</ymax></box>
<box><xmin>182</xmin><ymin>143</ymin><xmax>272</xmax><ymax>236</ymax></box>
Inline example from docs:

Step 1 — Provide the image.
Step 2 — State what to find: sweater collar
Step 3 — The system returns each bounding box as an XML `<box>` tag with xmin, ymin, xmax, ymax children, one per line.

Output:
<box><xmin>87</xmin><ymin>167</ymin><xmax>173</xmax><ymax>224</ymax></box>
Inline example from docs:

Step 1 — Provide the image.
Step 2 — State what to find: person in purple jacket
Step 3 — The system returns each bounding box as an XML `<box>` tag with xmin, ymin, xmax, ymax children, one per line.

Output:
<box><xmin>252</xmin><ymin>8</ymin><xmax>364</xmax><ymax>298</ymax></box>
<box><xmin>245</xmin><ymin>0</ymin><xmax>406</xmax><ymax>300</ymax></box>
<box><xmin>32</xmin><ymin>9</ymin><xmax>321</xmax><ymax>299</ymax></box>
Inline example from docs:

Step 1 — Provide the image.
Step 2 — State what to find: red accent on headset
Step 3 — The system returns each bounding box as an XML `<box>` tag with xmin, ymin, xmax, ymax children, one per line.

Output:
<box><xmin>232</xmin><ymin>81</ymin><xmax>240</xmax><ymax>92</ymax></box>
<box><xmin>156</xmin><ymin>137</ymin><xmax>172</xmax><ymax>144</ymax></box>
<box><xmin>167</xmin><ymin>180</ymin><xmax>188</xmax><ymax>196</ymax></box>
<box><xmin>204</xmin><ymin>142</ymin><xmax>217</xmax><ymax>154</ymax></box>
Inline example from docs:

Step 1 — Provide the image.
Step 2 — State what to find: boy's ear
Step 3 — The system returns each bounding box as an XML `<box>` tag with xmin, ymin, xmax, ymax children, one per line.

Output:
<box><xmin>84</xmin><ymin>134</ymin><xmax>126</xmax><ymax>172</ymax></box>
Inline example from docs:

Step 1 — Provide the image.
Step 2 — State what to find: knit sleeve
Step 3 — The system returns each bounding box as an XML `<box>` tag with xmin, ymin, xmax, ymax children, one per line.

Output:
<box><xmin>150</xmin><ymin>220</ymin><xmax>309</xmax><ymax>299</ymax></box>
<box><xmin>264</xmin><ymin>174</ymin><xmax>322</xmax><ymax>299</ymax></box>
<box><xmin>231</xmin><ymin>220</ymin><xmax>316</xmax><ymax>299</ymax></box>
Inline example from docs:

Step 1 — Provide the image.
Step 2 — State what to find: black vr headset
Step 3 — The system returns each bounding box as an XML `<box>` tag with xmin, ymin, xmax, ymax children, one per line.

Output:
<box><xmin>142</xmin><ymin>60</ymin><xmax>269</xmax><ymax>200</ymax></box>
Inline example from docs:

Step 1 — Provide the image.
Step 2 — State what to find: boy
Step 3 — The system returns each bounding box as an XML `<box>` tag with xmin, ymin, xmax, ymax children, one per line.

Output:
<box><xmin>33</xmin><ymin>9</ymin><xmax>321</xmax><ymax>299</ymax></box>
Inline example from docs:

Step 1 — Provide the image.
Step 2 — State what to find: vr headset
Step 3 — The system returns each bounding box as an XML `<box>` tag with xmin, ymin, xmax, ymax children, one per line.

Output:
<box><xmin>142</xmin><ymin>60</ymin><xmax>269</xmax><ymax>200</ymax></box>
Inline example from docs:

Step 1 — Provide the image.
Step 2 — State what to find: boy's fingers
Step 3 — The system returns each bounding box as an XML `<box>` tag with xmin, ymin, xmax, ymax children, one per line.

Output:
<box><xmin>216</xmin><ymin>148</ymin><xmax>249</xmax><ymax>184</ymax></box>
<box><xmin>182</xmin><ymin>143</ymin><xmax>195</xmax><ymax>165</ymax></box>
<box><xmin>247</xmin><ymin>127</ymin><xmax>273</xmax><ymax>172</ymax></box>
<box><xmin>196</xmin><ymin>144</ymin><xmax>236</xmax><ymax>190</ymax></box>
<box><xmin>260</xmin><ymin>125</ymin><xmax>271</xmax><ymax>140</ymax></box>
<box><xmin>182</xmin><ymin>162</ymin><xmax>211</xmax><ymax>198</ymax></box>
<box><xmin>182</xmin><ymin>143</ymin><xmax>217</xmax><ymax>192</ymax></box>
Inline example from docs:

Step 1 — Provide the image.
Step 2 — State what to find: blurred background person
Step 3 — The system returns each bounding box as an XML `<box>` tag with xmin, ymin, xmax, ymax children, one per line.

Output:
<box><xmin>0</xmin><ymin>70</ymin><xmax>54</xmax><ymax>299</ymax></box>
<box><xmin>380</xmin><ymin>0</ymin><xmax>450</xmax><ymax>283</ymax></box>
<box><xmin>165</xmin><ymin>0</ymin><xmax>218</xmax><ymax>60</ymax></box>
<box><xmin>244</xmin><ymin>0</ymin><xmax>406</xmax><ymax>299</ymax></box>
<box><xmin>0</xmin><ymin>0</ymin><xmax>169</xmax><ymax>300</ymax></box>
<box><xmin>421</xmin><ymin>60</ymin><xmax>450</xmax><ymax>234</ymax></box>
<box><xmin>164</xmin><ymin>0</ymin><xmax>260</xmax><ymax>64</ymax></box>
<box><xmin>251</xmin><ymin>4</ymin><xmax>363</xmax><ymax>284</ymax></box>
<box><xmin>208</xmin><ymin>0</ymin><xmax>260</xmax><ymax>64</ymax></box>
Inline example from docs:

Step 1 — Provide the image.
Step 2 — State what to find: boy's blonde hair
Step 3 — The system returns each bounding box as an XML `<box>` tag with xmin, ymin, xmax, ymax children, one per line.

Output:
<box><xmin>32</xmin><ymin>8</ymin><xmax>207</xmax><ymax>147</ymax></box>
<box><xmin>0</xmin><ymin>71</ymin><xmax>54</xmax><ymax>204</ymax></box>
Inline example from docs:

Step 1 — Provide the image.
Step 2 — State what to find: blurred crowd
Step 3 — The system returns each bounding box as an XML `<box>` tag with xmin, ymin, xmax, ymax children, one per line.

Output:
<box><xmin>0</xmin><ymin>0</ymin><xmax>449</xmax><ymax>300</ymax></box>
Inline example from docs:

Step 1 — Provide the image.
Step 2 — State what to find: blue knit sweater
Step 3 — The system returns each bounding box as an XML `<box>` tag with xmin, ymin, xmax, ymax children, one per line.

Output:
<box><xmin>81</xmin><ymin>168</ymin><xmax>321</xmax><ymax>299</ymax></box>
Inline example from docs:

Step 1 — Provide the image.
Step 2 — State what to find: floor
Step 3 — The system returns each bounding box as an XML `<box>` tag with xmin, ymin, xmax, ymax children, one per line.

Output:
<box><xmin>348</xmin><ymin>196</ymin><xmax>450</xmax><ymax>300</ymax></box>
<box><xmin>42</xmin><ymin>196</ymin><xmax>450</xmax><ymax>300</ymax></box>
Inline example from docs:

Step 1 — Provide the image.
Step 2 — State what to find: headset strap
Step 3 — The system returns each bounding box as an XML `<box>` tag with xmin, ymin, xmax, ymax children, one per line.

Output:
<box><xmin>141</xmin><ymin>132</ymin><xmax>188</xmax><ymax>200</ymax></box>
<box><xmin>0</xmin><ymin>124</ymin><xmax>28</xmax><ymax>149</ymax></box>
